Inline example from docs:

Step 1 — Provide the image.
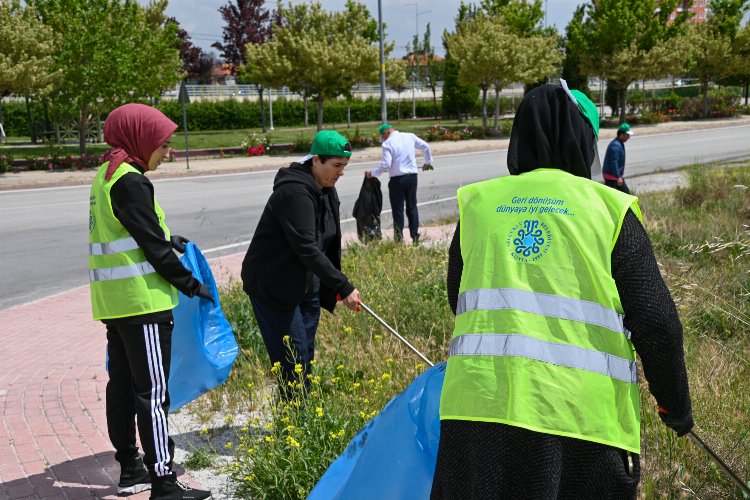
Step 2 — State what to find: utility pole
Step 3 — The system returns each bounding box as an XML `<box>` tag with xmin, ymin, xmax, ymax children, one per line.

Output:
<box><xmin>378</xmin><ymin>0</ymin><xmax>388</xmax><ymax>123</ymax></box>
<box><xmin>405</xmin><ymin>3</ymin><xmax>430</xmax><ymax>119</ymax></box>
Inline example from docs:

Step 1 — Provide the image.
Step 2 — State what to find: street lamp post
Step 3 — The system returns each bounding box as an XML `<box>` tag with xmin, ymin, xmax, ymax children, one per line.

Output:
<box><xmin>378</xmin><ymin>0</ymin><xmax>387</xmax><ymax>123</ymax></box>
<box><xmin>405</xmin><ymin>3</ymin><xmax>430</xmax><ymax>119</ymax></box>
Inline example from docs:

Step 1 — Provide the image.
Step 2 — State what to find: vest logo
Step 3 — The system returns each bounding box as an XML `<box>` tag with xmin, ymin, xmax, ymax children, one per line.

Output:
<box><xmin>89</xmin><ymin>211</ymin><xmax>96</xmax><ymax>232</ymax></box>
<box><xmin>508</xmin><ymin>219</ymin><xmax>551</xmax><ymax>262</ymax></box>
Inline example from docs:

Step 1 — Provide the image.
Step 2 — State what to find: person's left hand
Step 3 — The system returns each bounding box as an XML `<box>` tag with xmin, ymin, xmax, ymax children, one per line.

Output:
<box><xmin>170</xmin><ymin>234</ymin><xmax>190</xmax><ymax>253</ymax></box>
<box><xmin>422</xmin><ymin>164</ymin><xmax>434</xmax><ymax>171</ymax></box>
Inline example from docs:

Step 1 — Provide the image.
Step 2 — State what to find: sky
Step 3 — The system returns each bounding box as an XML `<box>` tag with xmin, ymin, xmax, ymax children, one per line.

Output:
<box><xmin>158</xmin><ymin>0</ymin><xmax>583</xmax><ymax>58</ymax></box>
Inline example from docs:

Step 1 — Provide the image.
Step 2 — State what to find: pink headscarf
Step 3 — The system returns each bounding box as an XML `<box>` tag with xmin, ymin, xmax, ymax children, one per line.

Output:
<box><xmin>102</xmin><ymin>103</ymin><xmax>178</xmax><ymax>180</ymax></box>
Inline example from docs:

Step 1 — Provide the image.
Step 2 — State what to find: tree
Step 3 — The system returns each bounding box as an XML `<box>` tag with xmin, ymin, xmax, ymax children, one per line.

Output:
<box><xmin>441</xmin><ymin>32</ymin><xmax>478</xmax><ymax>122</ymax></box>
<box><xmin>386</xmin><ymin>59</ymin><xmax>408</xmax><ymax>120</ymax></box>
<box><xmin>169</xmin><ymin>17</ymin><xmax>204</xmax><ymax>82</ymax></box>
<box><xmin>567</xmin><ymin>0</ymin><xmax>689</xmax><ymax>123</ymax></box>
<box><xmin>446</xmin><ymin>11</ymin><xmax>560</xmax><ymax>130</ymax></box>
<box><xmin>0</xmin><ymin>0</ymin><xmax>58</xmax><ymax>97</ymax></box>
<box><xmin>213</xmin><ymin>0</ymin><xmax>272</xmax><ymax>131</ymax></box>
<box><xmin>420</xmin><ymin>24</ymin><xmax>445</xmax><ymax>119</ymax></box>
<box><xmin>682</xmin><ymin>0</ymin><xmax>749</xmax><ymax>116</ymax></box>
<box><xmin>28</xmin><ymin>0</ymin><xmax>183</xmax><ymax>153</ymax></box>
<box><xmin>561</xmin><ymin>5</ymin><xmax>589</xmax><ymax>96</ymax></box>
<box><xmin>245</xmin><ymin>1</ymin><xmax>379</xmax><ymax>130</ymax></box>
<box><xmin>0</xmin><ymin>0</ymin><xmax>59</xmax><ymax>143</ymax></box>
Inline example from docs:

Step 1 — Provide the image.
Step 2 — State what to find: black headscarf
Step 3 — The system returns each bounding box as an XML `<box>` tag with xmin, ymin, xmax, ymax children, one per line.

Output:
<box><xmin>507</xmin><ymin>84</ymin><xmax>596</xmax><ymax>179</ymax></box>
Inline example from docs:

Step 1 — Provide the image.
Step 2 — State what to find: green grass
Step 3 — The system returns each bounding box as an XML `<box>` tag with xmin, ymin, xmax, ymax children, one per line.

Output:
<box><xmin>190</xmin><ymin>161</ymin><xmax>750</xmax><ymax>498</ymax></box>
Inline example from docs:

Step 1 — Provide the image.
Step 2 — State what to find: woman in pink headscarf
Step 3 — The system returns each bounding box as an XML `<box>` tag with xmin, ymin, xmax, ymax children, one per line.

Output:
<box><xmin>88</xmin><ymin>103</ymin><xmax>212</xmax><ymax>500</ymax></box>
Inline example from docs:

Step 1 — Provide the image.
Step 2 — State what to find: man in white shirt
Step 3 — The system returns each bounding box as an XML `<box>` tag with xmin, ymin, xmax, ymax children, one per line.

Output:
<box><xmin>365</xmin><ymin>124</ymin><xmax>433</xmax><ymax>245</ymax></box>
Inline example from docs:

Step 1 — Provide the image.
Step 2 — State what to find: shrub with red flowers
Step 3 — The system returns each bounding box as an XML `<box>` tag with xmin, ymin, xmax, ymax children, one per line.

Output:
<box><xmin>241</xmin><ymin>131</ymin><xmax>270</xmax><ymax>156</ymax></box>
<box><xmin>246</xmin><ymin>145</ymin><xmax>266</xmax><ymax>156</ymax></box>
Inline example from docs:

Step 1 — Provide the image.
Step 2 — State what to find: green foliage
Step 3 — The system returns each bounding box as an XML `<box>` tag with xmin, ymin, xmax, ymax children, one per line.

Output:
<box><xmin>445</xmin><ymin>9</ymin><xmax>560</xmax><ymax>127</ymax></box>
<box><xmin>441</xmin><ymin>51</ymin><xmax>479</xmax><ymax>120</ymax></box>
<box><xmin>27</xmin><ymin>0</ymin><xmax>183</xmax><ymax>153</ymax></box>
<box><xmin>636</xmin><ymin>163</ymin><xmax>750</xmax><ymax>496</ymax></box>
<box><xmin>184</xmin><ymin>448</ymin><xmax>216</xmax><ymax>470</ymax></box>
<box><xmin>243</xmin><ymin>1</ymin><xmax>381</xmax><ymax>129</ymax></box>
<box><xmin>0</xmin><ymin>0</ymin><xmax>59</xmax><ymax>96</ymax></box>
<box><xmin>0</xmin><ymin>152</ymin><xmax>13</xmax><ymax>173</ymax></box>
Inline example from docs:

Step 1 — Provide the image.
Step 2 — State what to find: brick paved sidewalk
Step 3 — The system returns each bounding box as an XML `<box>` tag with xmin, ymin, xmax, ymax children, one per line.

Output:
<box><xmin>0</xmin><ymin>225</ymin><xmax>454</xmax><ymax>499</ymax></box>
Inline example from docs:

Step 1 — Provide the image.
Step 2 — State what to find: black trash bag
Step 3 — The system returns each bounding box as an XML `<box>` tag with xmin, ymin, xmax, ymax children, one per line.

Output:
<box><xmin>352</xmin><ymin>175</ymin><xmax>383</xmax><ymax>243</ymax></box>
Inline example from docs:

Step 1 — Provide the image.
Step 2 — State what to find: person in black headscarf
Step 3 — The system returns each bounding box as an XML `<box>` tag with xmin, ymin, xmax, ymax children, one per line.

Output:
<box><xmin>431</xmin><ymin>83</ymin><xmax>693</xmax><ymax>499</ymax></box>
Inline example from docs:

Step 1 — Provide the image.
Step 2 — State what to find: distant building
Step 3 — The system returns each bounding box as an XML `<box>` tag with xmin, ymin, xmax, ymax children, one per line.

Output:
<box><xmin>668</xmin><ymin>0</ymin><xmax>708</xmax><ymax>23</ymax></box>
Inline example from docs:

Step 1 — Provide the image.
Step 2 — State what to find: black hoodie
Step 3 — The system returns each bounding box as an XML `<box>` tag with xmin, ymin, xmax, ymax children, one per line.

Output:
<box><xmin>241</xmin><ymin>162</ymin><xmax>355</xmax><ymax>312</ymax></box>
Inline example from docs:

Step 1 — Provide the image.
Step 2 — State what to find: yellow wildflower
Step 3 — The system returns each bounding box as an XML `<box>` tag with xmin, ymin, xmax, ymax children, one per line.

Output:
<box><xmin>286</xmin><ymin>436</ymin><xmax>301</xmax><ymax>447</ymax></box>
<box><xmin>286</xmin><ymin>425</ymin><xmax>296</xmax><ymax>432</ymax></box>
<box><xmin>381</xmin><ymin>373</ymin><xmax>391</xmax><ymax>381</ymax></box>
<box><xmin>374</xmin><ymin>334</ymin><xmax>382</xmax><ymax>340</ymax></box>
<box><xmin>283</xmin><ymin>335</ymin><xmax>291</xmax><ymax>343</ymax></box>
<box><xmin>224</xmin><ymin>415</ymin><xmax>234</xmax><ymax>425</ymax></box>
<box><xmin>337</xmin><ymin>429</ymin><xmax>345</xmax><ymax>437</ymax></box>
<box><xmin>310</xmin><ymin>359</ymin><xmax>317</xmax><ymax>365</ymax></box>
<box><xmin>199</xmin><ymin>428</ymin><xmax>208</xmax><ymax>436</ymax></box>
<box><xmin>225</xmin><ymin>441</ymin><xmax>233</xmax><ymax>449</ymax></box>
<box><xmin>264</xmin><ymin>436</ymin><xmax>275</xmax><ymax>443</ymax></box>
<box><xmin>415</xmin><ymin>363</ymin><xmax>425</xmax><ymax>370</ymax></box>
<box><xmin>386</xmin><ymin>358</ymin><xmax>393</xmax><ymax>364</ymax></box>
<box><xmin>336</xmin><ymin>364</ymin><xmax>345</xmax><ymax>371</ymax></box>
<box><xmin>344</xmin><ymin>326</ymin><xmax>352</xmax><ymax>333</ymax></box>
<box><xmin>316</xmin><ymin>407</ymin><xmax>324</xmax><ymax>417</ymax></box>
<box><xmin>294</xmin><ymin>364</ymin><xmax>303</xmax><ymax>374</ymax></box>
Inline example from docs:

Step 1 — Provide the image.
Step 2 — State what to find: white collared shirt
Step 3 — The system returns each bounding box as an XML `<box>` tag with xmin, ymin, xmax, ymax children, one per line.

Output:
<box><xmin>370</xmin><ymin>130</ymin><xmax>433</xmax><ymax>178</ymax></box>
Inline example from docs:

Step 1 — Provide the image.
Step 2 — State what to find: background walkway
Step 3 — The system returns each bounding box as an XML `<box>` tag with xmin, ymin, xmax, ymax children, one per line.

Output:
<box><xmin>0</xmin><ymin>225</ymin><xmax>453</xmax><ymax>499</ymax></box>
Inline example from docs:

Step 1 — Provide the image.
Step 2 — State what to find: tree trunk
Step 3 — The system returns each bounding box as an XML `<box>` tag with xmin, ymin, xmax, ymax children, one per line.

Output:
<box><xmin>702</xmin><ymin>80</ymin><xmax>709</xmax><ymax>118</ymax></box>
<box><xmin>619</xmin><ymin>86</ymin><xmax>627</xmax><ymax>124</ymax></box>
<box><xmin>347</xmin><ymin>103</ymin><xmax>351</xmax><ymax>128</ymax></box>
<box><xmin>316</xmin><ymin>97</ymin><xmax>324</xmax><ymax>131</ymax></box>
<box><xmin>258</xmin><ymin>85</ymin><xmax>267</xmax><ymax>132</ymax></box>
<box><xmin>481</xmin><ymin>87</ymin><xmax>488</xmax><ymax>129</ymax></box>
<box><xmin>303</xmin><ymin>95</ymin><xmax>309</xmax><ymax>127</ymax></box>
<box><xmin>432</xmin><ymin>87</ymin><xmax>438</xmax><ymax>119</ymax></box>
<box><xmin>493</xmin><ymin>85</ymin><xmax>501</xmax><ymax>131</ymax></box>
<box><xmin>25</xmin><ymin>96</ymin><xmax>37</xmax><ymax>144</ymax></box>
<box><xmin>744</xmin><ymin>80</ymin><xmax>748</xmax><ymax>106</ymax></box>
<box><xmin>78</xmin><ymin>102</ymin><xmax>90</xmax><ymax>155</ymax></box>
<box><xmin>397</xmin><ymin>94</ymin><xmax>401</xmax><ymax>121</ymax></box>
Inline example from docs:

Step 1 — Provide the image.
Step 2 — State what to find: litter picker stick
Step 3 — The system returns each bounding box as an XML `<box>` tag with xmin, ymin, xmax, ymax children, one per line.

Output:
<box><xmin>687</xmin><ymin>430</ymin><xmax>750</xmax><ymax>496</ymax></box>
<box><xmin>359</xmin><ymin>302</ymin><xmax>434</xmax><ymax>367</ymax></box>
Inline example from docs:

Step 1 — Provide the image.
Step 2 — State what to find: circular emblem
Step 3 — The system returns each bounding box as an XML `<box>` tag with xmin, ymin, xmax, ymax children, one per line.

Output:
<box><xmin>507</xmin><ymin>219</ymin><xmax>551</xmax><ymax>262</ymax></box>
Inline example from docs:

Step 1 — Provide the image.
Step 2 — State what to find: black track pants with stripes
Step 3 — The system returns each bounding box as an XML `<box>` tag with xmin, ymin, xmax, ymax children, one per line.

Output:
<box><xmin>106</xmin><ymin>322</ymin><xmax>175</xmax><ymax>477</ymax></box>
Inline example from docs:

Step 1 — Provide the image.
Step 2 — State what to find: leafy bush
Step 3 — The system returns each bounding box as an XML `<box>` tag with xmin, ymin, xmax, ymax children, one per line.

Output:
<box><xmin>0</xmin><ymin>153</ymin><xmax>14</xmax><ymax>173</ymax></box>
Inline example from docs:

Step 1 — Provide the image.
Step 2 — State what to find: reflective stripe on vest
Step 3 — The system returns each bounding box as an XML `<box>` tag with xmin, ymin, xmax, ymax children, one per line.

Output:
<box><xmin>89</xmin><ymin>261</ymin><xmax>157</xmax><ymax>282</ymax></box>
<box><xmin>89</xmin><ymin>236</ymin><xmax>140</xmax><ymax>256</ymax></box>
<box><xmin>449</xmin><ymin>333</ymin><xmax>637</xmax><ymax>383</ymax></box>
<box><xmin>457</xmin><ymin>288</ymin><xmax>630</xmax><ymax>339</ymax></box>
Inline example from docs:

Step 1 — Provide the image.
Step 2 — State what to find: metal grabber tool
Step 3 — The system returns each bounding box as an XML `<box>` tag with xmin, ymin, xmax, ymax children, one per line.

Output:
<box><xmin>359</xmin><ymin>302</ymin><xmax>434</xmax><ymax>367</ymax></box>
<box><xmin>687</xmin><ymin>430</ymin><xmax>750</xmax><ymax>497</ymax></box>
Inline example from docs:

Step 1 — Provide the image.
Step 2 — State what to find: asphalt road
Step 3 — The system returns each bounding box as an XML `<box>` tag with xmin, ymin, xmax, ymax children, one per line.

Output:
<box><xmin>2</xmin><ymin>124</ymin><xmax>749</xmax><ymax>310</ymax></box>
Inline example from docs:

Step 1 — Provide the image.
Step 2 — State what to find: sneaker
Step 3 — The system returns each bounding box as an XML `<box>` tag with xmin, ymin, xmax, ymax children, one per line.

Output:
<box><xmin>117</xmin><ymin>457</ymin><xmax>151</xmax><ymax>495</ymax></box>
<box><xmin>412</xmin><ymin>233</ymin><xmax>421</xmax><ymax>246</ymax></box>
<box><xmin>150</xmin><ymin>473</ymin><xmax>211</xmax><ymax>500</ymax></box>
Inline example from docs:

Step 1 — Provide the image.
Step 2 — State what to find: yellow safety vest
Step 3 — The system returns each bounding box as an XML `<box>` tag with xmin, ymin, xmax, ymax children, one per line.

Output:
<box><xmin>89</xmin><ymin>162</ymin><xmax>178</xmax><ymax>320</ymax></box>
<box><xmin>440</xmin><ymin>168</ymin><xmax>643</xmax><ymax>453</ymax></box>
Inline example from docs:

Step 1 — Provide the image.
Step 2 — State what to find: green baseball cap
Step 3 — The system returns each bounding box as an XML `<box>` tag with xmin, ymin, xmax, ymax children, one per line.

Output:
<box><xmin>310</xmin><ymin>130</ymin><xmax>352</xmax><ymax>158</ymax></box>
<box><xmin>618</xmin><ymin>123</ymin><xmax>634</xmax><ymax>136</ymax></box>
<box><xmin>378</xmin><ymin>123</ymin><xmax>393</xmax><ymax>136</ymax></box>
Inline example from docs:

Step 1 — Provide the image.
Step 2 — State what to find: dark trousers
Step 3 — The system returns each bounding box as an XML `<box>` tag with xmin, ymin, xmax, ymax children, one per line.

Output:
<box><xmin>605</xmin><ymin>179</ymin><xmax>630</xmax><ymax>194</ymax></box>
<box><xmin>106</xmin><ymin>322</ymin><xmax>174</xmax><ymax>477</ymax></box>
<box><xmin>249</xmin><ymin>292</ymin><xmax>321</xmax><ymax>395</ymax></box>
<box><xmin>388</xmin><ymin>173</ymin><xmax>419</xmax><ymax>240</ymax></box>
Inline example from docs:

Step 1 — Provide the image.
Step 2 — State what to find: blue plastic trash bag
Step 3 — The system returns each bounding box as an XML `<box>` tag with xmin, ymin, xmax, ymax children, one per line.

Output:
<box><xmin>170</xmin><ymin>242</ymin><xmax>239</xmax><ymax>411</ymax></box>
<box><xmin>308</xmin><ymin>362</ymin><xmax>446</xmax><ymax>500</ymax></box>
